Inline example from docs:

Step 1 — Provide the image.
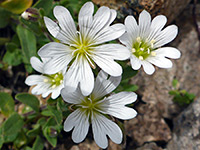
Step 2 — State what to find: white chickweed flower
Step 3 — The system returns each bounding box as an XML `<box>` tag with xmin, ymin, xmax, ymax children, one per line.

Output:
<box><xmin>61</xmin><ymin>70</ymin><xmax>137</xmax><ymax>149</ymax></box>
<box><xmin>38</xmin><ymin>2</ymin><xmax>130</xmax><ymax>96</ymax></box>
<box><xmin>119</xmin><ymin>10</ymin><xmax>181</xmax><ymax>75</ymax></box>
<box><xmin>25</xmin><ymin>56</ymin><xmax>65</xmax><ymax>99</ymax></box>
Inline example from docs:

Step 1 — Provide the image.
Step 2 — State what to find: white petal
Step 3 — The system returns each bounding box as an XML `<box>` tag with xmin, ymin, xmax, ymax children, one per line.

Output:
<box><xmin>78</xmin><ymin>2</ymin><xmax>94</xmax><ymax>37</ymax></box>
<box><xmin>91</xmin><ymin>54</ymin><xmax>122</xmax><ymax>77</ymax></box>
<box><xmin>138</xmin><ymin>10</ymin><xmax>151</xmax><ymax>38</ymax></box>
<box><xmin>154</xmin><ymin>25</ymin><xmax>178</xmax><ymax>48</ymax></box>
<box><xmin>64</xmin><ymin>109</ymin><xmax>89</xmax><ymax>143</ymax></box>
<box><xmin>124</xmin><ymin>15</ymin><xmax>139</xmax><ymax>39</ymax></box>
<box><xmin>61</xmin><ymin>86</ymin><xmax>84</xmax><ymax>104</ymax></box>
<box><xmin>91</xmin><ymin>6</ymin><xmax>110</xmax><ymax>34</ymax></box>
<box><xmin>31</xmin><ymin>83</ymin><xmax>51</xmax><ymax>95</ymax></box>
<box><xmin>65</xmin><ymin>55</ymin><xmax>94</xmax><ymax>96</ymax></box>
<box><xmin>25</xmin><ymin>75</ymin><xmax>47</xmax><ymax>86</ymax></box>
<box><xmin>44</xmin><ymin>17</ymin><xmax>60</xmax><ymax>38</ymax></box>
<box><xmin>106</xmin><ymin>9</ymin><xmax>117</xmax><ymax>26</ymax></box>
<box><xmin>38</xmin><ymin>42</ymin><xmax>73</xmax><ymax>58</ymax></box>
<box><xmin>92</xmin><ymin>113</ymin><xmax>122</xmax><ymax>149</ymax></box>
<box><xmin>93</xmin><ymin>44</ymin><xmax>130</xmax><ymax>60</ymax></box>
<box><xmin>53</xmin><ymin>6</ymin><xmax>77</xmax><ymax>41</ymax></box>
<box><xmin>42</xmin><ymin>90</ymin><xmax>51</xmax><ymax>98</ymax></box>
<box><xmin>51</xmin><ymin>87</ymin><xmax>62</xmax><ymax>99</ymax></box>
<box><xmin>141</xmin><ymin>60</ymin><xmax>155</xmax><ymax>75</ymax></box>
<box><xmin>87</xmin><ymin>7</ymin><xmax>116</xmax><ymax>41</ymax></box>
<box><xmin>147</xmin><ymin>56</ymin><xmax>173</xmax><ymax>68</ymax></box>
<box><xmin>130</xmin><ymin>55</ymin><xmax>142</xmax><ymax>70</ymax></box>
<box><xmin>43</xmin><ymin>55</ymin><xmax>72</xmax><ymax>74</ymax></box>
<box><xmin>44</xmin><ymin>17</ymin><xmax>77</xmax><ymax>44</ymax></box>
<box><xmin>92</xmin><ymin>23</ymin><xmax>125</xmax><ymax>45</ymax></box>
<box><xmin>100</xmin><ymin>92</ymin><xmax>137</xmax><ymax>120</ymax></box>
<box><xmin>72</xmin><ymin>111</ymin><xmax>90</xmax><ymax>143</ymax></box>
<box><xmin>30</xmin><ymin>57</ymin><xmax>43</xmax><ymax>73</ymax></box>
<box><xmin>119</xmin><ymin>32</ymin><xmax>132</xmax><ymax>48</ymax></box>
<box><xmin>78</xmin><ymin>2</ymin><xmax>94</xmax><ymax>19</ymax></box>
<box><xmin>105</xmin><ymin>91</ymin><xmax>137</xmax><ymax>105</ymax></box>
<box><xmin>92</xmin><ymin>70</ymin><xmax>121</xmax><ymax>100</ymax></box>
<box><xmin>154</xmin><ymin>47</ymin><xmax>181</xmax><ymax>59</ymax></box>
<box><xmin>147</xmin><ymin>15</ymin><xmax>167</xmax><ymax>41</ymax></box>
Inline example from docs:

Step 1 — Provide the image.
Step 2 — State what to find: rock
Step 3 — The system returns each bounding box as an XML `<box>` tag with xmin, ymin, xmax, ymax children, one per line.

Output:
<box><xmin>166</xmin><ymin>98</ymin><xmax>200</xmax><ymax>150</ymax></box>
<box><xmin>135</xmin><ymin>142</ymin><xmax>164</xmax><ymax>150</ymax></box>
<box><xmin>69</xmin><ymin>139</ymin><xmax>99</xmax><ymax>150</ymax></box>
<box><xmin>92</xmin><ymin>0</ymin><xmax>191</xmax><ymax>23</ymax></box>
<box><xmin>125</xmin><ymin>103</ymin><xmax>171</xmax><ymax>147</ymax></box>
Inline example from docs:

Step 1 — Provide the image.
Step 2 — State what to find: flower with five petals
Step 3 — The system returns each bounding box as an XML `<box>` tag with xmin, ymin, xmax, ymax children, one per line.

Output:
<box><xmin>119</xmin><ymin>10</ymin><xmax>181</xmax><ymax>75</ymax></box>
<box><xmin>61</xmin><ymin>70</ymin><xmax>137</xmax><ymax>149</ymax></box>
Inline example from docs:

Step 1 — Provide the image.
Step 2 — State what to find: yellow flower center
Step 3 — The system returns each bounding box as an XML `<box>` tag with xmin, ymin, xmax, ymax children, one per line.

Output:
<box><xmin>70</xmin><ymin>32</ymin><xmax>96</xmax><ymax>69</ymax></box>
<box><xmin>44</xmin><ymin>72</ymin><xmax>64</xmax><ymax>89</ymax></box>
<box><xmin>132</xmin><ymin>37</ymin><xmax>156</xmax><ymax>60</ymax></box>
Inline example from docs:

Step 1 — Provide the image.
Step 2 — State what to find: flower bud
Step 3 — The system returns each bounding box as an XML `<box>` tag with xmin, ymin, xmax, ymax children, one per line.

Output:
<box><xmin>21</xmin><ymin>8</ymin><xmax>39</xmax><ymax>21</ymax></box>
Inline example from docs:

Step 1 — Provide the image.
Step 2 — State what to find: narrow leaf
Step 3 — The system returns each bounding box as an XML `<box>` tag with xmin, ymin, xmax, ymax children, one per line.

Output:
<box><xmin>16</xmin><ymin>25</ymin><xmax>37</xmax><ymax>73</ymax></box>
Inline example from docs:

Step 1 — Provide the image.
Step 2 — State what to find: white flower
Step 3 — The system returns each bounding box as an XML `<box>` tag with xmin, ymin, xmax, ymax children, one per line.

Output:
<box><xmin>25</xmin><ymin>56</ymin><xmax>65</xmax><ymax>99</ymax></box>
<box><xmin>119</xmin><ymin>10</ymin><xmax>181</xmax><ymax>75</ymax></box>
<box><xmin>61</xmin><ymin>70</ymin><xmax>137</xmax><ymax>149</ymax></box>
<box><xmin>38</xmin><ymin>2</ymin><xmax>130</xmax><ymax>96</ymax></box>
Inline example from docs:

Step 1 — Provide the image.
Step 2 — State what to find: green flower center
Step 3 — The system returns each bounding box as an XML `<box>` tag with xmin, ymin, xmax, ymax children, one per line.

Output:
<box><xmin>132</xmin><ymin>37</ymin><xmax>156</xmax><ymax>60</ymax></box>
<box><xmin>79</xmin><ymin>97</ymin><xmax>102</xmax><ymax>118</ymax></box>
<box><xmin>44</xmin><ymin>72</ymin><xmax>64</xmax><ymax>89</ymax></box>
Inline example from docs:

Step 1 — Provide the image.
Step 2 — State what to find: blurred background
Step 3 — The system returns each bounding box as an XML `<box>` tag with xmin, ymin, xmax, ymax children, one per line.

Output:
<box><xmin>0</xmin><ymin>0</ymin><xmax>200</xmax><ymax>150</ymax></box>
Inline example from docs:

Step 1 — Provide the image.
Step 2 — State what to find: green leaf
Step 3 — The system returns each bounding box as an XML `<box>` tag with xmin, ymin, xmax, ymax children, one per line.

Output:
<box><xmin>3</xmin><ymin>42</ymin><xmax>23</xmax><ymax>66</ymax></box>
<box><xmin>33</xmin><ymin>0</ymin><xmax>53</xmax><ymax>15</ymax></box>
<box><xmin>47</xmin><ymin>105</ymin><xmax>63</xmax><ymax>125</ymax></box>
<box><xmin>0</xmin><ymin>7</ymin><xmax>11</xmax><ymax>28</ymax></box>
<box><xmin>42</xmin><ymin>117</ymin><xmax>57</xmax><ymax>147</ymax></box>
<box><xmin>23</xmin><ymin>146</ymin><xmax>32</xmax><ymax>150</ymax></box>
<box><xmin>27</xmin><ymin>124</ymin><xmax>40</xmax><ymax>137</ymax></box>
<box><xmin>2</xmin><ymin>113</ymin><xmax>24</xmax><ymax>142</ymax></box>
<box><xmin>0</xmin><ymin>92</ymin><xmax>15</xmax><ymax>117</ymax></box>
<box><xmin>122</xmin><ymin>66</ymin><xmax>138</xmax><ymax>81</ymax></box>
<box><xmin>13</xmin><ymin>130</ymin><xmax>27</xmax><ymax>148</ymax></box>
<box><xmin>16</xmin><ymin>25</ymin><xmax>37</xmax><ymax>73</ymax></box>
<box><xmin>20</xmin><ymin>17</ymin><xmax>42</xmax><ymax>36</ymax></box>
<box><xmin>33</xmin><ymin>136</ymin><xmax>44</xmax><ymax>150</ymax></box>
<box><xmin>15</xmin><ymin>93</ymin><xmax>40</xmax><ymax>112</ymax></box>
<box><xmin>44</xmin><ymin>127</ymin><xmax>57</xmax><ymax>147</ymax></box>
<box><xmin>172</xmin><ymin>79</ymin><xmax>178</xmax><ymax>88</ymax></box>
<box><xmin>169</xmin><ymin>90</ymin><xmax>178</xmax><ymax>96</ymax></box>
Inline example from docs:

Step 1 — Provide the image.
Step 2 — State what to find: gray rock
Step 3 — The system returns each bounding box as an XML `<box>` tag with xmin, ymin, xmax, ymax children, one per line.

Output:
<box><xmin>167</xmin><ymin>98</ymin><xmax>200</xmax><ymax>150</ymax></box>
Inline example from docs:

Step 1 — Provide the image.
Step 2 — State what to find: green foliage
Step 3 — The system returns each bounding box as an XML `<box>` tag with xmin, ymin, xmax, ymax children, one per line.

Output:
<box><xmin>16</xmin><ymin>25</ymin><xmax>37</xmax><ymax>73</ymax></box>
<box><xmin>3</xmin><ymin>43</ymin><xmax>23</xmax><ymax>66</ymax></box>
<box><xmin>115</xmin><ymin>64</ymin><xmax>138</xmax><ymax>92</ymax></box>
<box><xmin>33</xmin><ymin>136</ymin><xmax>44</xmax><ymax>150</ymax></box>
<box><xmin>33</xmin><ymin>0</ymin><xmax>53</xmax><ymax>15</ymax></box>
<box><xmin>169</xmin><ymin>79</ymin><xmax>195</xmax><ymax>106</ymax></box>
<box><xmin>0</xmin><ymin>92</ymin><xmax>15</xmax><ymax>117</ymax></box>
<box><xmin>0</xmin><ymin>7</ymin><xmax>11</xmax><ymax>28</ymax></box>
<box><xmin>0</xmin><ymin>113</ymin><xmax>24</xmax><ymax>149</ymax></box>
<box><xmin>15</xmin><ymin>93</ymin><xmax>40</xmax><ymax>112</ymax></box>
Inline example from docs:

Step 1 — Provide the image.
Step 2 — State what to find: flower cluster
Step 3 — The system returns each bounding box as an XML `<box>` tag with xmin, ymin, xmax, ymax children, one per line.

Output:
<box><xmin>25</xmin><ymin>1</ymin><xmax>181</xmax><ymax>149</ymax></box>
